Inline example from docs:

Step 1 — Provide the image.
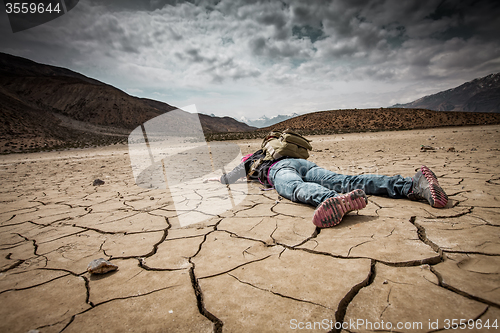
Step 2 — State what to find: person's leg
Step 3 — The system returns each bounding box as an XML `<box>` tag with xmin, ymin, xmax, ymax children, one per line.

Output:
<box><xmin>312</xmin><ymin>189</ymin><xmax>368</xmax><ymax>228</ymax></box>
<box><xmin>302</xmin><ymin>163</ymin><xmax>448</xmax><ymax>208</ymax></box>
<box><xmin>269</xmin><ymin>159</ymin><xmax>338</xmax><ymax>207</ymax></box>
<box><xmin>269</xmin><ymin>159</ymin><xmax>368</xmax><ymax>228</ymax></box>
<box><xmin>408</xmin><ymin>166</ymin><xmax>448</xmax><ymax>208</ymax></box>
<box><xmin>303</xmin><ymin>165</ymin><xmax>413</xmax><ymax>198</ymax></box>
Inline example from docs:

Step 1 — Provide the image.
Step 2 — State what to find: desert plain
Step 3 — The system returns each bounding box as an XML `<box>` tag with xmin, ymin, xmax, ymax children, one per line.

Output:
<box><xmin>0</xmin><ymin>125</ymin><xmax>499</xmax><ymax>332</ymax></box>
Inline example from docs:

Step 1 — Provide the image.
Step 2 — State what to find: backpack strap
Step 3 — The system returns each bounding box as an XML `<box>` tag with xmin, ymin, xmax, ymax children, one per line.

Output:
<box><xmin>261</xmin><ymin>131</ymin><xmax>282</xmax><ymax>149</ymax></box>
<box><xmin>263</xmin><ymin>141</ymin><xmax>283</xmax><ymax>160</ymax></box>
<box><xmin>247</xmin><ymin>158</ymin><xmax>264</xmax><ymax>178</ymax></box>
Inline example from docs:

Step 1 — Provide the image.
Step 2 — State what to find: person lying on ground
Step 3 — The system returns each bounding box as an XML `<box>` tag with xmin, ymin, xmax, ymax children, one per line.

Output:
<box><xmin>206</xmin><ymin>149</ymin><xmax>448</xmax><ymax>228</ymax></box>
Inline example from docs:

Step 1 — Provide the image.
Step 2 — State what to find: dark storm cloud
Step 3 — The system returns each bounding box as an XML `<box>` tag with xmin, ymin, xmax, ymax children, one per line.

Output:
<box><xmin>68</xmin><ymin>7</ymin><xmax>156</xmax><ymax>54</ymax></box>
<box><xmin>291</xmin><ymin>0</ymin><xmax>498</xmax><ymax>47</ymax></box>
<box><xmin>254</xmin><ymin>11</ymin><xmax>289</xmax><ymax>40</ymax></box>
<box><xmin>86</xmin><ymin>0</ymin><xmax>196</xmax><ymax>11</ymax></box>
<box><xmin>249</xmin><ymin>36</ymin><xmax>311</xmax><ymax>59</ymax></box>
<box><xmin>298</xmin><ymin>0</ymin><xmax>500</xmax><ymax>80</ymax></box>
<box><xmin>205</xmin><ymin>57</ymin><xmax>261</xmax><ymax>83</ymax></box>
<box><xmin>3</xmin><ymin>0</ymin><xmax>498</xmax><ymax>64</ymax></box>
<box><xmin>0</xmin><ymin>0</ymin><xmax>499</xmax><ymax>116</ymax></box>
<box><xmin>425</xmin><ymin>0</ymin><xmax>500</xmax><ymax>40</ymax></box>
<box><xmin>175</xmin><ymin>47</ymin><xmax>215</xmax><ymax>64</ymax></box>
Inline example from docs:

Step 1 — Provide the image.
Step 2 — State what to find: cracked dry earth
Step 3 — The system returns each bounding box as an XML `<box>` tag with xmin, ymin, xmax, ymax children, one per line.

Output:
<box><xmin>1</xmin><ymin>125</ymin><xmax>499</xmax><ymax>333</ymax></box>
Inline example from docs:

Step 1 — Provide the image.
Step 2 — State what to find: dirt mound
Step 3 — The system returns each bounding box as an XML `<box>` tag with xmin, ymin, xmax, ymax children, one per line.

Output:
<box><xmin>263</xmin><ymin>108</ymin><xmax>500</xmax><ymax>134</ymax></box>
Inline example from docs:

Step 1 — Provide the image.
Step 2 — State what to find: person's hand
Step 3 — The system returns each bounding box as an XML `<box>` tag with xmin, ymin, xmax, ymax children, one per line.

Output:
<box><xmin>203</xmin><ymin>177</ymin><xmax>220</xmax><ymax>183</ymax></box>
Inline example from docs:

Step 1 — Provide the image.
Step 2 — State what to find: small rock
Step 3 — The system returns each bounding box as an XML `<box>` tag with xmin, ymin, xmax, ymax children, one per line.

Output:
<box><xmin>93</xmin><ymin>179</ymin><xmax>105</xmax><ymax>186</ymax></box>
<box><xmin>87</xmin><ymin>258</ymin><xmax>118</xmax><ymax>274</ymax></box>
<box><xmin>383</xmin><ymin>280</ymin><xmax>388</xmax><ymax>285</ymax></box>
<box><xmin>420</xmin><ymin>145</ymin><xmax>436</xmax><ymax>152</ymax></box>
<box><xmin>150</xmin><ymin>197</ymin><xmax>155</xmax><ymax>200</ymax></box>
<box><xmin>447</xmin><ymin>147</ymin><xmax>456</xmax><ymax>152</ymax></box>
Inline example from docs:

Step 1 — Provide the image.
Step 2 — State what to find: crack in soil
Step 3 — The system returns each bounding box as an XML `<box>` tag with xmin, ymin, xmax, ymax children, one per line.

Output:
<box><xmin>0</xmin><ymin>271</ymin><xmax>72</xmax><ymax>296</ymax></box>
<box><xmin>443</xmin><ymin>250</ymin><xmax>500</xmax><ymax>257</ymax></box>
<box><xmin>430</xmin><ymin>266</ymin><xmax>499</xmax><ymax>309</ymax></box>
<box><xmin>198</xmin><ymin>255</ymin><xmax>273</xmax><ymax>280</ymax></box>
<box><xmin>331</xmin><ymin>260</ymin><xmax>376</xmax><ymax>333</ymax></box>
<box><xmin>109</xmin><ymin>226</ymin><xmax>170</xmax><ymax>260</ymax></box>
<box><xmin>227</xmin><ymin>272</ymin><xmax>333</xmax><ymax>309</ymax></box>
<box><xmin>59</xmin><ymin>285</ymin><xmax>180</xmax><ymax>332</ymax></box>
<box><xmin>409</xmin><ymin>216</ymin><xmax>443</xmax><ymax>257</ymax></box>
<box><xmin>138</xmin><ymin>257</ymin><xmax>187</xmax><ymax>272</ymax></box>
<box><xmin>424</xmin><ymin>206</ymin><xmax>474</xmax><ymax>219</ymax></box>
<box><xmin>0</xmin><ymin>259</ymin><xmax>24</xmax><ymax>273</ymax></box>
<box><xmin>189</xmin><ymin>264</ymin><xmax>223</xmax><ymax>333</ymax></box>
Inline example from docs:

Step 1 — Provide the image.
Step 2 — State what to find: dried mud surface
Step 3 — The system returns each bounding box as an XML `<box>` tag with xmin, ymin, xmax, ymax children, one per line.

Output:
<box><xmin>0</xmin><ymin>125</ymin><xmax>499</xmax><ymax>332</ymax></box>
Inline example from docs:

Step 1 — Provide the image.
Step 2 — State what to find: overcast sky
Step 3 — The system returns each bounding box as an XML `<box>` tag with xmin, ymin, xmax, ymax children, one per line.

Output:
<box><xmin>1</xmin><ymin>0</ymin><xmax>499</xmax><ymax>120</ymax></box>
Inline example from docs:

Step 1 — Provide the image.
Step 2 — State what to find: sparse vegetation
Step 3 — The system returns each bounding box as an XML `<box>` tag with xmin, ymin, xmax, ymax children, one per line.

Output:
<box><xmin>204</xmin><ymin>108</ymin><xmax>500</xmax><ymax>142</ymax></box>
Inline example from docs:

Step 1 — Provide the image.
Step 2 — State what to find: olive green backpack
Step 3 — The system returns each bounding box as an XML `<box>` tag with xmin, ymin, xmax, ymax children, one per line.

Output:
<box><xmin>261</xmin><ymin>129</ymin><xmax>312</xmax><ymax>161</ymax></box>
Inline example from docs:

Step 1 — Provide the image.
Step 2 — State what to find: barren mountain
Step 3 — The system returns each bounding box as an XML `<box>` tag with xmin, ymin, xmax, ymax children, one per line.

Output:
<box><xmin>0</xmin><ymin>52</ymin><xmax>254</xmax><ymax>153</ymax></box>
<box><xmin>203</xmin><ymin>107</ymin><xmax>500</xmax><ymax>142</ymax></box>
<box><xmin>262</xmin><ymin>108</ymin><xmax>500</xmax><ymax>133</ymax></box>
<box><xmin>393</xmin><ymin>73</ymin><xmax>500</xmax><ymax>113</ymax></box>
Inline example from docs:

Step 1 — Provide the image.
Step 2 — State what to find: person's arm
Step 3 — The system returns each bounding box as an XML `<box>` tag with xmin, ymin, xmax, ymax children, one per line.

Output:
<box><xmin>203</xmin><ymin>177</ymin><xmax>221</xmax><ymax>183</ymax></box>
<box><xmin>208</xmin><ymin>150</ymin><xmax>263</xmax><ymax>185</ymax></box>
<box><xmin>220</xmin><ymin>161</ymin><xmax>248</xmax><ymax>184</ymax></box>
<box><xmin>202</xmin><ymin>159</ymin><xmax>248</xmax><ymax>184</ymax></box>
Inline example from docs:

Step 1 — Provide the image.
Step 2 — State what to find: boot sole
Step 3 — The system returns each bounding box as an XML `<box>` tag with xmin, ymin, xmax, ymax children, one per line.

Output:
<box><xmin>421</xmin><ymin>166</ymin><xmax>448</xmax><ymax>208</ymax></box>
<box><xmin>312</xmin><ymin>189</ymin><xmax>368</xmax><ymax>228</ymax></box>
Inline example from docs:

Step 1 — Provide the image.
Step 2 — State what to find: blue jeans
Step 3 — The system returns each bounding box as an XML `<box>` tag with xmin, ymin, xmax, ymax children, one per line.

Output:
<box><xmin>268</xmin><ymin>159</ymin><xmax>413</xmax><ymax>207</ymax></box>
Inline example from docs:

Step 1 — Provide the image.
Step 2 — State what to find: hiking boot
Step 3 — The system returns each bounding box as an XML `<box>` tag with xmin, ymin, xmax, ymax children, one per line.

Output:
<box><xmin>312</xmin><ymin>189</ymin><xmax>368</xmax><ymax>228</ymax></box>
<box><xmin>408</xmin><ymin>165</ymin><xmax>448</xmax><ymax>208</ymax></box>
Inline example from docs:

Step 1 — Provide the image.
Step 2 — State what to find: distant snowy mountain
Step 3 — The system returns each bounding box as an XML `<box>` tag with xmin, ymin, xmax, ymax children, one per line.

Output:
<box><xmin>241</xmin><ymin>113</ymin><xmax>300</xmax><ymax>128</ymax></box>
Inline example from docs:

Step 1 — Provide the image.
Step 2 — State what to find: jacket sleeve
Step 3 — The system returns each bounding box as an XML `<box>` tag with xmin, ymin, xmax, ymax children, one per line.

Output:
<box><xmin>219</xmin><ymin>150</ymin><xmax>265</xmax><ymax>185</ymax></box>
<box><xmin>220</xmin><ymin>161</ymin><xmax>248</xmax><ymax>184</ymax></box>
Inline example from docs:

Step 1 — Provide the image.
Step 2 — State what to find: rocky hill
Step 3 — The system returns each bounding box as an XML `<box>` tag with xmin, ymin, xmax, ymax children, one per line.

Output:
<box><xmin>206</xmin><ymin>108</ymin><xmax>500</xmax><ymax>141</ymax></box>
<box><xmin>0</xmin><ymin>52</ymin><xmax>254</xmax><ymax>153</ymax></box>
<box><xmin>393</xmin><ymin>73</ymin><xmax>500</xmax><ymax>113</ymax></box>
<box><xmin>262</xmin><ymin>108</ymin><xmax>500</xmax><ymax>133</ymax></box>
